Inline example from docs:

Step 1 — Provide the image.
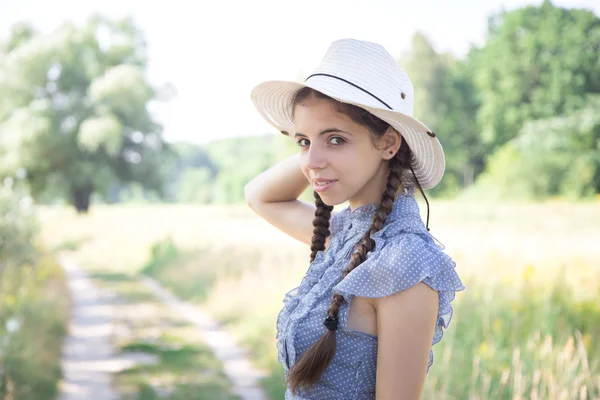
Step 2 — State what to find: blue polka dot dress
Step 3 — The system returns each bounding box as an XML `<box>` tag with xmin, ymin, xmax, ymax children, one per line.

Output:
<box><xmin>277</xmin><ymin>186</ymin><xmax>466</xmax><ymax>399</ymax></box>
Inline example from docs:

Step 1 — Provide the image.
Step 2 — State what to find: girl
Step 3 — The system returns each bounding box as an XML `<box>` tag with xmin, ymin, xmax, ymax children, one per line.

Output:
<box><xmin>245</xmin><ymin>38</ymin><xmax>465</xmax><ymax>400</ymax></box>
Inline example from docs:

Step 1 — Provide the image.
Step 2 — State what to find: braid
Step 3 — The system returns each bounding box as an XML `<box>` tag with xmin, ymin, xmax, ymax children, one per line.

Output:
<box><xmin>288</xmin><ymin>140</ymin><xmax>412</xmax><ymax>393</ymax></box>
<box><xmin>310</xmin><ymin>191</ymin><xmax>334</xmax><ymax>263</ymax></box>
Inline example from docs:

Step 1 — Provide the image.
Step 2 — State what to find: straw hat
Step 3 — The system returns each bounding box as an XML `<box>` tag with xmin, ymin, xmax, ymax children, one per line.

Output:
<box><xmin>250</xmin><ymin>38</ymin><xmax>445</xmax><ymax>189</ymax></box>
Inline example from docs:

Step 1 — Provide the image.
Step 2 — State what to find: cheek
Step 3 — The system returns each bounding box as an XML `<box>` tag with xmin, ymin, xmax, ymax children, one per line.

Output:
<box><xmin>333</xmin><ymin>156</ymin><xmax>354</xmax><ymax>175</ymax></box>
<box><xmin>336</xmin><ymin>151</ymin><xmax>368</xmax><ymax>173</ymax></box>
<box><xmin>346</xmin><ymin>154</ymin><xmax>381</xmax><ymax>185</ymax></box>
<box><xmin>300</xmin><ymin>165</ymin><xmax>310</xmax><ymax>181</ymax></box>
<box><xmin>299</xmin><ymin>159</ymin><xmax>313</xmax><ymax>181</ymax></box>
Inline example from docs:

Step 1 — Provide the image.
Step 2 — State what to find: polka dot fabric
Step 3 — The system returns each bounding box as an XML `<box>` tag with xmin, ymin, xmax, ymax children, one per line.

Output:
<box><xmin>278</xmin><ymin>187</ymin><xmax>466</xmax><ymax>399</ymax></box>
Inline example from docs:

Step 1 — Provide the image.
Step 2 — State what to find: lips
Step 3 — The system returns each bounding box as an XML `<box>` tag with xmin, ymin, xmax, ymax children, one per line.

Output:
<box><xmin>313</xmin><ymin>179</ymin><xmax>336</xmax><ymax>185</ymax></box>
<box><xmin>313</xmin><ymin>179</ymin><xmax>337</xmax><ymax>193</ymax></box>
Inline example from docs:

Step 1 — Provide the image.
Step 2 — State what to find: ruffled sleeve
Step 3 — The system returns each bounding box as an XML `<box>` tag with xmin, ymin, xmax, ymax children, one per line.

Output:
<box><xmin>332</xmin><ymin>230</ymin><xmax>465</xmax><ymax>368</ymax></box>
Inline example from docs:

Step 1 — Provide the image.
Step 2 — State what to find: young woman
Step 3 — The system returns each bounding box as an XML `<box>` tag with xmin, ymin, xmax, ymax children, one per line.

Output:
<box><xmin>245</xmin><ymin>38</ymin><xmax>465</xmax><ymax>400</ymax></box>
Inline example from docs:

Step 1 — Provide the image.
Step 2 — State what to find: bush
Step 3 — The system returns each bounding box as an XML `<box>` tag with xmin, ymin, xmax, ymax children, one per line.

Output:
<box><xmin>0</xmin><ymin>185</ymin><xmax>70</xmax><ymax>400</ymax></box>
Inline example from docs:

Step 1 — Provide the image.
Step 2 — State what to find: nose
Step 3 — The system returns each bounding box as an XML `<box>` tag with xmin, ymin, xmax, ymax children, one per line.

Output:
<box><xmin>304</xmin><ymin>143</ymin><xmax>328</xmax><ymax>170</ymax></box>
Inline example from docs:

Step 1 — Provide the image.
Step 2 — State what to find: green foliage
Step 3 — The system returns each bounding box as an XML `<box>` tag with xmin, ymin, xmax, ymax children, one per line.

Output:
<box><xmin>400</xmin><ymin>3</ymin><xmax>600</xmax><ymax>200</ymax></box>
<box><xmin>0</xmin><ymin>256</ymin><xmax>69</xmax><ymax>400</ymax></box>
<box><xmin>162</xmin><ymin>135</ymin><xmax>293</xmax><ymax>204</ymax></box>
<box><xmin>0</xmin><ymin>187</ymin><xmax>38</xmax><ymax>272</ymax></box>
<box><xmin>0</xmin><ymin>15</ymin><xmax>172</xmax><ymax>212</ymax></box>
<box><xmin>158</xmin><ymin>141</ymin><xmax>217</xmax><ymax>203</ymax></box>
<box><xmin>472</xmin><ymin>1</ymin><xmax>600</xmax><ymax>149</ymax></box>
<box><xmin>0</xmin><ymin>186</ymin><xmax>70</xmax><ymax>400</ymax></box>
<box><xmin>473</xmin><ymin>94</ymin><xmax>600</xmax><ymax>199</ymax></box>
<box><xmin>401</xmin><ymin>33</ymin><xmax>483</xmax><ymax>196</ymax></box>
<box><xmin>141</xmin><ymin>236</ymin><xmax>180</xmax><ymax>277</ymax></box>
<box><xmin>205</xmin><ymin>135</ymin><xmax>284</xmax><ymax>204</ymax></box>
<box><xmin>178</xmin><ymin>168</ymin><xmax>216</xmax><ymax>203</ymax></box>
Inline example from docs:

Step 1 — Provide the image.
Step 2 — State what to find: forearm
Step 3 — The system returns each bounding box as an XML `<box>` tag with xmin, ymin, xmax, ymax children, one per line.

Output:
<box><xmin>244</xmin><ymin>153</ymin><xmax>310</xmax><ymax>203</ymax></box>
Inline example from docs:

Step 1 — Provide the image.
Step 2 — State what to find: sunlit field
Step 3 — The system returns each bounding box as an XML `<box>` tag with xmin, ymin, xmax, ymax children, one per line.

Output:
<box><xmin>38</xmin><ymin>197</ymin><xmax>600</xmax><ymax>399</ymax></box>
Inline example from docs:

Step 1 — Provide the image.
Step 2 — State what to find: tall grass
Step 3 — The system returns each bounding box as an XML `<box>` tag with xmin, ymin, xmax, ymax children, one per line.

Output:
<box><xmin>38</xmin><ymin>198</ymin><xmax>600</xmax><ymax>399</ymax></box>
<box><xmin>0</xmin><ymin>255</ymin><xmax>70</xmax><ymax>400</ymax></box>
<box><xmin>0</xmin><ymin>187</ymin><xmax>70</xmax><ymax>400</ymax></box>
<box><xmin>139</xmin><ymin>240</ymin><xmax>599</xmax><ymax>399</ymax></box>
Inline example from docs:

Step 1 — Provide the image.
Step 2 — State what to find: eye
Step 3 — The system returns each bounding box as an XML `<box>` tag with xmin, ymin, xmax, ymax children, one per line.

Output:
<box><xmin>296</xmin><ymin>136</ymin><xmax>346</xmax><ymax>148</ymax></box>
<box><xmin>296</xmin><ymin>138</ymin><xmax>309</xmax><ymax>147</ymax></box>
<box><xmin>330</xmin><ymin>136</ymin><xmax>345</xmax><ymax>145</ymax></box>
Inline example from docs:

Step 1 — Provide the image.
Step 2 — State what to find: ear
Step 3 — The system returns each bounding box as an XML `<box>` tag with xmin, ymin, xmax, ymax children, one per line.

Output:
<box><xmin>381</xmin><ymin>126</ymin><xmax>402</xmax><ymax>160</ymax></box>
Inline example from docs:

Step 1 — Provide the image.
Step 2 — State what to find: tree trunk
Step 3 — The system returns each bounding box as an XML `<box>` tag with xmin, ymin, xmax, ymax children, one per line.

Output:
<box><xmin>463</xmin><ymin>164</ymin><xmax>474</xmax><ymax>187</ymax></box>
<box><xmin>71</xmin><ymin>185</ymin><xmax>93</xmax><ymax>214</ymax></box>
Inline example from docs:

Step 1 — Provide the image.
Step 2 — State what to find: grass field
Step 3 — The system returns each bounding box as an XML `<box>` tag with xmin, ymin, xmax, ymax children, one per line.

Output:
<box><xmin>38</xmin><ymin>197</ymin><xmax>600</xmax><ymax>399</ymax></box>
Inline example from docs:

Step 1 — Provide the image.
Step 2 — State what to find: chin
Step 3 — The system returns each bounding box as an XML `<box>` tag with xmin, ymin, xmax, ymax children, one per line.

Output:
<box><xmin>315</xmin><ymin>193</ymin><xmax>346</xmax><ymax>207</ymax></box>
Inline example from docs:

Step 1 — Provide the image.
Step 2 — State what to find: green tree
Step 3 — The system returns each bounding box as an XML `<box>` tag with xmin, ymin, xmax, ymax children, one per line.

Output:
<box><xmin>0</xmin><ymin>15</ymin><xmax>172</xmax><ymax>213</ymax></box>
<box><xmin>162</xmin><ymin>141</ymin><xmax>218</xmax><ymax>203</ymax></box>
<box><xmin>473</xmin><ymin>0</ymin><xmax>600</xmax><ymax>149</ymax></box>
<box><xmin>401</xmin><ymin>33</ymin><xmax>482</xmax><ymax>195</ymax></box>
<box><xmin>476</xmin><ymin>94</ymin><xmax>600</xmax><ymax>199</ymax></box>
<box><xmin>205</xmin><ymin>135</ymin><xmax>282</xmax><ymax>203</ymax></box>
<box><xmin>401</xmin><ymin>32</ymin><xmax>449</xmax><ymax>132</ymax></box>
<box><xmin>178</xmin><ymin>168</ymin><xmax>216</xmax><ymax>203</ymax></box>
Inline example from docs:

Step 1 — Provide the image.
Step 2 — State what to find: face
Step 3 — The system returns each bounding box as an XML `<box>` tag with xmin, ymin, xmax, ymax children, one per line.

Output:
<box><xmin>292</xmin><ymin>96</ymin><xmax>401</xmax><ymax>210</ymax></box>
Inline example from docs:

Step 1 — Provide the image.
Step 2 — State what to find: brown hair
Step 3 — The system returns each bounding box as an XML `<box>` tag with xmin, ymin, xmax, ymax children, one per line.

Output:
<box><xmin>287</xmin><ymin>87</ymin><xmax>416</xmax><ymax>393</ymax></box>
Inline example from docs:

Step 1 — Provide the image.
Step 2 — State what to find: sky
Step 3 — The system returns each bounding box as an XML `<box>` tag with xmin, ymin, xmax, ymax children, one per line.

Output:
<box><xmin>1</xmin><ymin>0</ymin><xmax>599</xmax><ymax>145</ymax></box>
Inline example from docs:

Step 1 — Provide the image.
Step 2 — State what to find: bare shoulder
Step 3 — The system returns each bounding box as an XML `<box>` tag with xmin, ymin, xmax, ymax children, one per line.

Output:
<box><xmin>246</xmin><ymin>198</ymin><xmax>339</xmax><ymax>249</ymax></box>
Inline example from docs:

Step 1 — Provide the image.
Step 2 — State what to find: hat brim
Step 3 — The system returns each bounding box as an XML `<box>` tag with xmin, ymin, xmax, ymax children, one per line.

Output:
<box><xmin>250</xmin><ymin>79</ymin><xmax>445</xmax><ymax>190</ymax></box>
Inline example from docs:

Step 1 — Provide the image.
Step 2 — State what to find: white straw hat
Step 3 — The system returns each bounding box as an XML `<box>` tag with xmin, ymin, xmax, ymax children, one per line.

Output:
<box><xmin>250</xmin><ymin>38</ymin><xmax>445</xmax><ymax>190</ymax></box>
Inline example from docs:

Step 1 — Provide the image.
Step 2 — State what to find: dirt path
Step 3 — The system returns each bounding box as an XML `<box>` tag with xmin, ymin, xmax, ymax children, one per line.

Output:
<box><xmin>58</xmin><ymin>258</ymin><xmax>118</xmax><ymax>400</ymax></box>
<box><xmin>139</xmin><ymin>276</ymin><xmax>268</xmax><ymax>400</ymax></box>
<box><xmin>58</xmin><ymin>258</ymin><xmax>268</xmax><ymax>400</ymax></box>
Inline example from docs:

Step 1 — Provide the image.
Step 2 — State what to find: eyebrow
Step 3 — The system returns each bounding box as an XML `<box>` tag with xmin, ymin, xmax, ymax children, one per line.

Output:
<box><xmin>294</xmin><ymin>128</ymin><xmax>352</xmax><ymax>138</ymax></box>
